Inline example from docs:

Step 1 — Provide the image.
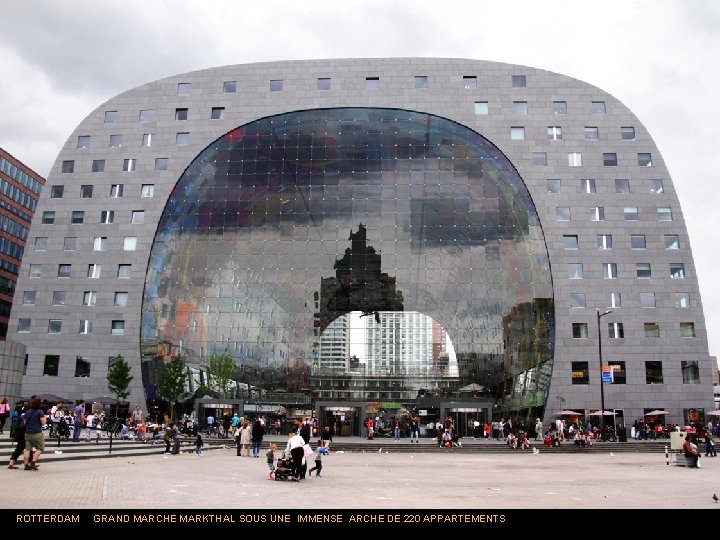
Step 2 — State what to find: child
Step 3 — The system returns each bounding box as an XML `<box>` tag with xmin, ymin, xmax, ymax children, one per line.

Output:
<box><xmin>195</xmin><ymin>433</ymin><xmax>204</xmax><ymax>455</ymax></box>
<box><xmin>266</xmin><ymin>443</ymin><xmax>277</xmax><ymax>480</ymax></box>
<box><xmin>308</xmin><ymin>440</ymin><xmax>328</xmax><ymax>477</ymax></box>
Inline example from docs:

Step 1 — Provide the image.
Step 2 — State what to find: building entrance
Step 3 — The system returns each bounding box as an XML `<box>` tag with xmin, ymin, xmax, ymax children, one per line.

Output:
<box><xmin>319</xmin><ymin>405</ymin><xmax>362</xmax><ymax>437</ymax></box>
<box><xmin>447</xmin><ymin>407</ymin><xmax>487</xmax><ymax>438</ymax></box>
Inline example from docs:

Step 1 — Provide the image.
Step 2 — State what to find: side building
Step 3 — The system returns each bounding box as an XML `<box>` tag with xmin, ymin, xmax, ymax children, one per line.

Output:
<box><xmin>6</xmin><ymin>59</ymin><xmax>714</xmax><ymax>432</ymax></box>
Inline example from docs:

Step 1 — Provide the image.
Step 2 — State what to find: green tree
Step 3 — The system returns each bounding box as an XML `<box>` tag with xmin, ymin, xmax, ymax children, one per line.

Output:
<box><xmin>158</xmin><ymin>356</ymin><xmax>188</xmax><ymax>419</ymax></box>
<box><xmin>205</xmin><ymin>350</ymin><xmax>236</xmax><ymax>398</ymax></box>
<box><xmin>106</xmin><ymin>355</ymin><xmax>133</xmax><ymax>417</ymax></box>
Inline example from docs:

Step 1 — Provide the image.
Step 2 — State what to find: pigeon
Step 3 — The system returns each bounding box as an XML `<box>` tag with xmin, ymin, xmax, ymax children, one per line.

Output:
<box><xmin>713</xmin><ymin>493</ymin><xmax>718</xmax><ymax>502</ymax></box>
<box><xmin>609</xmin><ymin>452</ymin><xmax>615</xmax><ymax>456</ymax></box>
<box><xmin>532</xmin><ymin>448</ymin><xmax>540</xmax><ymax>455</ymax></box>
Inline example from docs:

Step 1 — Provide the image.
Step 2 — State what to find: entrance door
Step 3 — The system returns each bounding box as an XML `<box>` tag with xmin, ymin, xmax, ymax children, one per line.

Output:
<box><xmin>448</xmin><ymin>408</ymin><xmax>485</xmax><ymax>437</ymax></box>
<box><xmin>320</xmin><ymin>406</ymin><xmax>361</xmax><ymax>437</ymax></box>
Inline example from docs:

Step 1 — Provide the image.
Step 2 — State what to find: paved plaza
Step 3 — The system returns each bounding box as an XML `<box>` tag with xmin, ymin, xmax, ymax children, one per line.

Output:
<box><xmin>0</xmin><ymin>444</ymin><xmax>717</xmax><ymax>509</ymax></box>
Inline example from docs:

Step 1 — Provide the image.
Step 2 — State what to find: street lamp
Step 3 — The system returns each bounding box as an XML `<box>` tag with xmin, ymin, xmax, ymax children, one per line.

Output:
<box><xmin>596</xmin><ymin>309</ymin><xmax>612</xmax><ymax>434</ymax></box>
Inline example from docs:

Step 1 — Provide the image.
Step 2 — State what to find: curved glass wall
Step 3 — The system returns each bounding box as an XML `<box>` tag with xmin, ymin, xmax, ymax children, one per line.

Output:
<box><xmin>142</xmin><ymin>108</ymin><xmax>554</xmax><ymax>411</ymax></box>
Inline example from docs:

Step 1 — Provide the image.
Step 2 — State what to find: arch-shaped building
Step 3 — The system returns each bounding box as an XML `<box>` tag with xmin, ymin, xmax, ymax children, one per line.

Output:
<box><xmin>9</xmin><ymin>59</ymin><xmax>714</xmax><ymax>431</ymax></box>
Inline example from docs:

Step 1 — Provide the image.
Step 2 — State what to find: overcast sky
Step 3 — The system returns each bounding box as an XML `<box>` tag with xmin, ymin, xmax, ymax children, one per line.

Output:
<box><xmin>2</xmin><ymin>0</ymin><xmax>719</xmax><ymax>360</ymax></box>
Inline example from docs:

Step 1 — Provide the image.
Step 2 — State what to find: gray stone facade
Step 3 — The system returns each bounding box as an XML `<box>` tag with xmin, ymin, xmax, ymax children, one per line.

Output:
<box><xmin>7</xmin><ymin>59</ymin><xmax>713</xmax><ymax>425</ymax></box>
<box><xmin>0</xmin><ymin>340</ymin><xmax>26</xmax><ymax>407</ymax></box>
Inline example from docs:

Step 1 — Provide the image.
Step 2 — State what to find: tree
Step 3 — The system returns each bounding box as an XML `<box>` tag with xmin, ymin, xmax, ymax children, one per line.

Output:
<box><xmin>107</xmin><ymin>355</ymin><xmax>133</xmax><ymax>418</ymax></box>
<box><xmin>159</xmin><ymin>356</ymin><xmax>188</xmax><ymax>420</ymax></box>
<box><xmin>205</xmin><ymin>350</ymin><xmax>236</xmax><ymax>398</ymax></box>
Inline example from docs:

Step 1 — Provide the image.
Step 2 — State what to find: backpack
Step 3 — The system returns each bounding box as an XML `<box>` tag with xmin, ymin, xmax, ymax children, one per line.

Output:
<box><xmin>18</xmin><ymin>410</ymin><xmax>32</xmax><ymax>431</ymax></box>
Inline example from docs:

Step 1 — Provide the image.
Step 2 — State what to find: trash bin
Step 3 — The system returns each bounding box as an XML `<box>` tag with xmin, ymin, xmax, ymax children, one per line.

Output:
<box><xmin>617</xmin><ymin>426</ymin><xmax>627</xmax><ymax>442</ymax></box>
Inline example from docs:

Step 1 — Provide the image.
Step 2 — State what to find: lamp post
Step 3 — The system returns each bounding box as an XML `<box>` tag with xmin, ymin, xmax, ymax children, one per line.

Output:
<box><xmin>596</xmin><ymin>309</ymin><xmax>612</xmax><ymax>434</ymax></box>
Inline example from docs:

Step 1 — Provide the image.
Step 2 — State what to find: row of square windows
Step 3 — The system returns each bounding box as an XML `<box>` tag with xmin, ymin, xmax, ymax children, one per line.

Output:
<box><xmin>17</xmin><ymin>319</ymin><xmax>126</xmax><ymax>335</ymax></box>
<box><xmin>26</xmin><ymin>263</ymin><xmax>132</xmax><ymax>279</ymax></box>
<box><xmin>571</xmin><ymin>321</ymin><xmax>696</xmax><ymax>339</ymax></box>
<box><xmin>564</xmin><ymin>233</ymin><xmax>681</xmax><ymax>250</ymax></box>
<box><xmin>568</xmin><ymin>291</ymin><xmax>690</xmax><ymax>309</ymax></box>
<box><xmin>34</xmin><ymin>235</ymin><xmax>139</xmax><ymax>252</ymax></box>
<box><xmin>21</xmin><ymin>290</ymin><xmax>128</xmax><ymax>307</ymax></box>
<box><xmin>548</xmin><ymin>178</ymin><xmax>665</xmax><ymax>194</ymax></box>
<box><xmin>40</xmin><ymin>209</ymin><xmax>145</xmax><ymax>225</ymax></box>
<box><xmin>569</xmin><ymin>360</ymin><xmax>700</xmax><ymax>385</ymax></box>
<box><xmin>557</xmin><ymin>206</ymin><xmax>673</xmax><ymax>222</ymax></box>
<box><xmin>565</xmin><ymin>262</ymin><xmax>686</xmax><ymax>279</ymax></box>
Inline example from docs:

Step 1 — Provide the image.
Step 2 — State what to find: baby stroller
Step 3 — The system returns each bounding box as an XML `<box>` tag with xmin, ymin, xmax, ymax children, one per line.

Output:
<box><xmin>57</xmin><ymin>418</ymin><xmax>71</xmax><ymax>440</ymax></box>
<box><xmin>274</xmin><ymin>452</ymin><xmax>294</xmax><ymax>481</ymax></box>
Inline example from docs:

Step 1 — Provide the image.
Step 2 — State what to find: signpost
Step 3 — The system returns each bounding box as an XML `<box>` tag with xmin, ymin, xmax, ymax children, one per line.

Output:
<box><xmin>601</xmin><ymin>365</ymin><xmax>614</xmax><ymax>384</ymax></box>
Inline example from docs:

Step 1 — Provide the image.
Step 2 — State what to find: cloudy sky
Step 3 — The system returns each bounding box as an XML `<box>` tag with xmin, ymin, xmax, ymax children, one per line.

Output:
<box><xmin>2</xmin><ymin>0</ymin><xmax>719</xmax><ymax>359</ymax></box>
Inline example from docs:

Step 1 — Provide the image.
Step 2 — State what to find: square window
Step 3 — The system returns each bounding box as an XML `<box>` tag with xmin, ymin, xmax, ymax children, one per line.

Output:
<box><xmin>270</xmin><ymin>79</ymin><xmax>284</xmax><ymax>91</ymax></box>
<box><xmin>117</xmin><ymin>264</ymin><xmax>131</xmax><ymax>278</ymax></box>
<box><xmin>71</xmin><ymin>211</ymin><xmax>84</xmax><ymax>224</ymax></box>
<box><xmin>210</xmin><ymin>107</ymin><xmax>224</xmax><ymax>120</ymax></box>
<box><xmin>572</xmin><ymin>323</ymin><xmax>588</xmax><ymax>339</ymax></box>
<box><xmin>513</xmin><ymin>101</ymin><xmax>527</xmax><ymax>115</ymax></box>
<box><xmin>584</xmin><ymin>126</ymin><xmax>599</xmax><ymax>140</ymax></box>
<box><xmin>645</xmin><ymin>361</ymin><xmax>663</xmax><ymax>384</ymax></box>
<box><xmin>636</xmin><ymin>263</ymin><xmax>652</xmax><ymax>278</ymax></box>
<box><xmin>608</xmin><ymin>322</ymin><xmax>624</xmax><ymax>339</ymax></box>
<box><xmin>114</xmin><ymin>292</ymin><xmax>128</xmax><ymax>307</ymax></box>
<box><xmin>615</xmin><ymin>179</ymin><xmax>630</xmax><ymax>193</ymax></box>
<box><xmin>474</xmin><ymin>101</ymin><xmax>488</xmax><ymax>115</ymax></box>
<box><xmin>80</xmin><ymin>185</ymin><xmax>93</xmax><ymax>198</ymax></box>
<box><xmin>665</xmin><ymin>235</ymin><xmax>679</xmax><ymax>250</ymax></box>
<box><xmin>413</xmin><ymin>76</ymin><xmax>427</xmax><ymax>89</ymax></box>
<box><xmin>77</xmin><ymin>135</ymin><xmax>91</xmax><ymax>148</ymax></box>
<box><xmin>603</xmin><ymin>263</ymin><xmax>618</xmax><ymax>279</ymax></box>
<box><xmin>680</xmin><ymin>323</ymin><xmax>695</xmax><ymax>337</ymax></box>
<box><xmin>50</xmin><ymin>185</ymin><xmax>64</xmax><ymax>198</ymax></box>
<box><xmin>48</xmin><ymin>319</ymin><xmax>62</xmax><ymax>334</ymax></box>
<box><xmin>657</xmin><ymin>207</ymin><xmax>672</xmax><ymax>221</ymax></box>
<box><xmin>568</xmin><ymin>263</ymin><xmax>583</xmax><ymax>279</ymax></box>
<box><xmin>111</xmin><ymin>320</ymin><xmax>125</xmax><ymax>335</ymax></box>
<box><xmin>568</xmin><ymin>153</ymin><xmax>582</xmax><ymax>166</ymax></box>
<box><xmin>570</xmin><ymin>293</ymin><xmax>586</xmax><ymax>308</ymax></box>
<box><xmin>141</xmin><ymin>184</ymin><xmax>155</xmax><ymax>197</ymax></box>
<box><xmin>79</xmin><ymin>320</ymin><xmax>92</xmax><ymax>334</ymax></box>
<box><xmin>93</xmin><ymin>236</ymin><xmax>107</xmax><ymax>251</ymax></box>
<box><xmin>104</xmin><ymin>110</ymin><xmax>118</xmax><ymax>123</ymax></box>
<box><xmin>139</xmin><ymin>109</ymin><xmax>154</xmax><ymax>122</ymax></box>
<box><xmin>177</xmin><ymin>82</ymin><xmax>191</xmax><ymax>95</ymax></box>
<box><xmin>63</xmin><ymin>237</ymin><xmax>76</xmax><ymax>251</ymax></box>
<box><xmin>547</xmin><ymin>126</ymin><xmax>562</xmax><ymax>140</ymax></box>
<box><xmin>591</xmin><ymin>101</ymin><xmax>606</xmax><ymax>114</ymax></box>
<box><xmin>100</xmin><ymin>210</ymin><xmax>115</xmax><ymax>224</ymax></box>
<box><xmin>624</xmin><ymin>207</ymin><xmax>639</xmax><ymax>220</ymax></box>
<box><xmin>638</xmin><ymin>153</ymin><xmax>652</xmax><ymax>166</ymax></box>
<box><xmin>640</xmin><ymin>292</ymin><xmax>656</xmax><ymax>308</ymax></box>
<box><xmin>58</xmin><ymin>264</ymin><xmax>71</xmax><ymax>278</ymax></box>
<box><xmin>131</xmin><ymin>211</ymin><xmax>145</xmax><ymax>224</ymax></box>
<box><xmin>61</xmin><ymin>160</ymin><xmax>74</xmax><ymax>173</ymax></box>
<box><xmin>18</xmin><ymin>318</ymin><xmax>31</xmax><ymax>333</ymax></box>
<box><xmin>557</xmin><ymin>207</ymin><xmax>571</xmax><ymax>221</ymax></box>
<box><xmin>317</xmin><ymin>77</ymin><xmax>332</xmax><ymax>90</ymax></box>
<box><xmin>532</xmin><ymin>152</ymin><xmax>547</xmax><ymax>166</ymax></box>
<box><xmin>630</xmin><ymin>235</ymin><xmax>646</xmax><ymax>249</ymax></box>
<box><xmin>110</xmin><ymin>184</ymin><xmax>123</xmax><ymax>198</ymax></box>
<box><xmin>123</xmin><ymin>237</ymin><xmax>137</xmax><ymax>251</ymax></box>
<box><xmin>43</xmin><ymin>355</ymin><xmax>59</xmax><ymax>376</ymax></box>
<box><xmin>510</xmin><ymin>127</ymin><xmax>525</xmax><ymax>140</ymax></box>
<box><xmin>603</xmin><ymin>153</ymin><xmax>618</xmax><ymax>166</ymax></box>
<box><xmin>553</xmin><ymin>101</ymin><xmax>567</xmax><ymax>114</ymax></box>
<box><xmin>74</xmin><ymin>357</ymin><xmax>91</xmax><ymax>378</ymax></box>
<box><xmin>52</xmin><ymin>291</ymin><xmax>66</xmax><ymax>306</ymax></box>
<box><xmin>681</xmin><ymin>360</ymin><xmax>700</xmax><ymax>383</ymax></box>
<box><xmin>581</xmin><ymin>179</ymin><xmax>596</xmax><ymax>193</ymax></box>
<box><xmin>597</xmin><ymin>234</ymin><xmax>612</xmax><ymax>249</ymax></box>
<box><xmin>175</xmin><ymin>108</ymin><xmax>188</xmax><ymax>121</ymax></box>
<box><xmin>41</xmin><ymin>211</ymin><xmax>55</xmax><ymax>224</ymax></box>
<box><xmin>644</xmin><ymin>323</ymin><xmax>660</xmax><ymax>338</ymax></box>
<box><xmin>547</xmin><ymin>179</ymin><xmax>561</xmax><ymax>193</ymax></box>
<box><xmin>155</xmin><ymin>158</ymin><xmax>168</xmax><ymax>170</ymax></box>
<box><xmin>607</xmin><ymin>292</ymin><xmax>622</xmax><ymax>308</ymax></box>
<box><xmin>649</xmin><ymin>179</ymin><xmax>664</xmax><ymax>194</ymax></box>
<box><xmin>109</xmin><ymin>134</ymin><xmax>123</xmax><ymax>148</ymax></box>
<box><xmin>83</xmin><ymin>291</ymin><xmax>97</xmax><ymax>306</ymax></box>
<box><xmin>590</xmin><ymin>207</ymin><xmax>605</xmax><ymax>221</ymax></box>
<box><xmin>608</xmin><ymin>361</ymin><xmax>626</xmax><ymax>384</ymax></box>
<box><xmin>563</xmin><ymin>234</ymin><xmax>578</xmax><ymax>249</ymax></box>
<box><xmin>176</xmin><ymin>132</ymin><xmax>189</xmax><ymax>145</ymax></box>
<box><xmin>29</xmin><ymin>264</ymin><xmax>42</xmax><ymax>277</ymax></box>
<box><xmin>463</xmin><ymin>76</ymin><xmax>477</xmax><ymax>89</ymax></box>
<box><xmin>223</xmin><ymin>80</ymin><xmax>237</xmax><ymax>93</ymax></box>
<box><xmin>675</xmin><ymin>293</ymin><xmax>690</xmax><ymax>308</ymax></box>
<box><xmin>571</xmin><ymin>361</ymin><xmax>589</xmax><ymax>384</ymax></box>
<box><xmin>22</xmin><ymin>291</ymin><xmax>36</xmax><ymax>305</ymax></box>
<box><xmin>142</xmin><ymin>133</ymin><xmax>154</xmax><ymax>147</ymax></box>
<box><xmin>123</xmin><ymin>159</ymin><xmax>136</xmax><ymax>172</ymax></box>
<box><xmin>512</xmin><ymin>75</ymin><xmax>526</xmax><ymax>87</ymax></box>
<box><xmin>621</xmin><ymin>126</ymin><xmax>635</xmax><ymax>140</ymax></box>
<box><xmin>670</xmin><ymin>263</ymin><xmax>685</xmax><ymax>278</ymax></box>
<box><xmin>87</xmin><ymin>264</ymin><xmax>101</xmax><ymax>278</ymax></box>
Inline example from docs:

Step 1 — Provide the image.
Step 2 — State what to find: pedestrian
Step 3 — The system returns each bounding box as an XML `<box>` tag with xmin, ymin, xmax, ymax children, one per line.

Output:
<box><xmin>22</xmin><ymin>397</ymin><xmax>47</xmax><ymax>471</ymax></box>
<box><xmin>195</xmin><ymin>433</ymin><xmax>204</xmax><ymax>455</ymax></box>
<box><xmin>6</xmin><ymin>407</ymin><xmax>27</xmax><ymax>469</ymax></box>
<box><xmin>266</xmin><ymin>442</ymin><xmax>277</xmax><ymax>480</ymax></box>
<box><xmin>410</xmin><ymin>418</ymin><xmax>420</xmax><ymax>443</ymax></box>
<box><xmin>308</xmin><ymin>440</ymin><xmax>328</xmax><ymax>477</ymax></box>
<box><xmin>72</xmin><ymin>400</ymin><xmax>85</xmax><ymax>442</ymax></box>
<box><xmin>706</xmin><ymin>433</ymin><xmax>716</xmax><ymax>458</ymax></box>
<box><xmin>0</xmin><ymin>397</ymin><xmax>11</xmax><ymax>435</ymax></box>
<box><xmin>535</xmin><ymin>418</ymin><xmax>543</xmax><ymax>441</ymax></box>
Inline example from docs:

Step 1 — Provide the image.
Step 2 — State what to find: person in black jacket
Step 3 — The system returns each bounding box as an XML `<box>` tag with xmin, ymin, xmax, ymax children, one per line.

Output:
<box><xmin>6</xmin><ymin>406</ymin><xmax>27</xmax><ymax>469</ymax></box>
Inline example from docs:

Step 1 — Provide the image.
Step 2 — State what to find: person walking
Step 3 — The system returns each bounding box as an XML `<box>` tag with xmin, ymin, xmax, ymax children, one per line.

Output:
<box><xmin>72</xmin><ymin>400</ymin><xmax>85</xmax><ymax>442</ymax></box>
<box><xmin>0</xmin><ymin>397</ymin><xmax>11</xmax><ymax>435</ymax></box>
<box><xmin>410</xmin><ymin>418</ymin><xmax>420</xmax><ymax>443</ymax></box>
<box><xmin>6</xmin><ymin>406</ymin><xmax>27</xmax><ymax>469</ymax></box>
<box><xmin>22</xmin><ymin>397</ymin><xmax>46</xmax><ymax>471</ymax></box>
<box><xmin>308</xmin><ymin>440</ymin><xmax>328</xmax><ymax>477</ymax></box>
<box><xmin>195</xmin><ymin>433</ymin><xmax>204</xmax><ymax>455</ymax></box>
<box><xmin>534</xmin><ymin>418</ymin><xmax>543</xmax><ymax>441</ymax></box>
